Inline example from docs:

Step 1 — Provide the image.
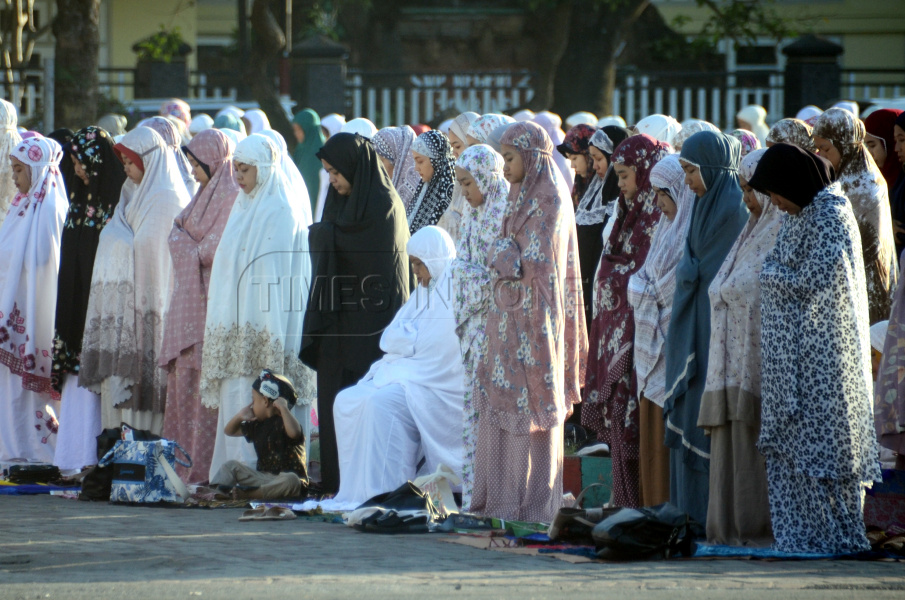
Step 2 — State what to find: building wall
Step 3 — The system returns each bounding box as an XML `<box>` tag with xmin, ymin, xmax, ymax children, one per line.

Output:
<box><xmin>652</xmin><ymin>0</ymin><xmax>905</xmax><ymax>69</ymax></box>
<box><xmin>107</xmin><ymin>0</ymin><xmax>199</xmax><ymax>69</ymax></box>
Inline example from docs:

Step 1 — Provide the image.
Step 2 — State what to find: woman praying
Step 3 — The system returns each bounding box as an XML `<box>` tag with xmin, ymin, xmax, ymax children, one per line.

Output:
<box><xmin>160</xmin><ymin>129</ymin><xmax>240</xmax><ymax>483</ymax></box>
<box><xmin>752</xmin><ymin>143</ymin><xmax>881</xmax><ymax>554</ymax></box>
<box><xmin>202</xmin><ymin>134</ymin><xmax>316</xmax><ymax>481</ymax></box>
<box><xmin>470</xmin><ymin>121</ymin><xmax>587</xmax><ymax>523</ymax></box>
<box><xmin>0</xmin><ymin>136</ymin><xmax>68</xmax><ymax>463</ymax></box>
<box><xmin>663</xmin><ymin>131</ymin><xmax>749</xmax><ymax>525</ymax></box>
<box><xmin>582</xmin><ymin>134</ymin><xmax>669</xmax><ymax>508</ymax></box>
<box><xmin>408</xmin><ymin>130</ymin><xmax>456</xmax><ymax>235</ymax></box>
<box><xmin>300</xmin><ymin>132</ymin><xmax>410</xmax><ymax>494</ymax></box>
<box><xmin>52</xmin><ymin>127</ymin><xmax>126</xmax><ymax>472</ymax></box>
<box><xmin>698</xmin><ymin>148</ymin><xmax>782</xmax><ymax>546</ymax></box>
<box><xmin>627</xmin><ymin>154</ymin><xmax>695</xmax><ymax>506</ymax></box>
<box><xmin>333</xmin><ymin>226</ymin><xmax>465</xmax><ymax>506</ymax></box>
<box><xmin>80</xmin><ymin>127</ymin><xmax>191</xmax><ymax>433</ymax></box>
<box><xmin>813</xmin><ymin>107</ymin><xmax>897</xmax><ymax>323</ymax></box>
<box><xmin>449</xmin><ymin>144</ymin><xmax>510</xmax><ymax>510</ymax></box>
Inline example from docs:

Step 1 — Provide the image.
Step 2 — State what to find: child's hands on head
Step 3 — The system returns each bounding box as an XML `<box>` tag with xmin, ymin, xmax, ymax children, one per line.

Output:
<box><xmin>273</xmin><ymin>397</ymin><xmax>290</xmax><ymax>412</ymax></box>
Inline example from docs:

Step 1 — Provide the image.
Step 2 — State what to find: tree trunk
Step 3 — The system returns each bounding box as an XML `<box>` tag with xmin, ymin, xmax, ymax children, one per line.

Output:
<box><xmin>523</xmin><ymin>2</ymin><xmax>573</xmax><ymax>112</ymax></box>
<box><xmin>246</xmin><ymin>0</ymin><xmax>295</xmax><ymax>147</ymax></box>
<box><xmin>551</xmin><ymin>0</ymin><xmax>648</xmax><ymax>118</ymax></box>
<box><xmin>52</xmin><ymin>0</ymin><xmax>100</xmax><ymax>130</ymax></box>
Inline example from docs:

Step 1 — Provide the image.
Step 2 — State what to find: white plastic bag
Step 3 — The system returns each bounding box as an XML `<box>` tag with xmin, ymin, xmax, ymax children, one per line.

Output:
<box><xmin>412</xmin><ymin>463</ymin><xmax>461</xmax><ymax>517</ymax></box>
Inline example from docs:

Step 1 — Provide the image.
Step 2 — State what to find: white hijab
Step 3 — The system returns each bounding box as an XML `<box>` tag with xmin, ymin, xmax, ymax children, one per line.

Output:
<box><xmin>80</xmin><ymin>127</ymin><xmax>192</xmax><ymax>411</ymax></box>
<box><xmin>735</xmin><ymin>105</ymin><xmax>770</xmax><ymax>146</ymax></box>
<box><xmin>189</xmin><ymin>114</ymin><xmax>214</xmax><ymax>135</ymax></box>
<box><xmin>0</xmin><ymin>99</ymin><xmax>22</xmax><ymax>228</ymax></box>
<box><xmin>367</xmin><ymin>226</ymin><xmax>464</xmax><ymax>399</ymax></box>
<box><xmin>258</xmin><ymin>129</ymin><xmax>313</xmax><ymax>226</ymax></box>
<box><xmin>0</xmin><ymin>136</ymin><xmax>68</xmax><ymax>396</ymax></box>
<box><xmin>635</xmin><ymin>114</ymin><xmax>682</xmax><ymax>146</ymax></box>
<box><xmin>342</xmin><ymin>118</ymin><xmax>378</xmax><ymax>139</ymax></box>
<box><xmin>321</xmin><ymin>113</ymin><xmax>346</xmax><ymax>138</ymax></box>
<box><xmin>200</xmin><ymin>134</ymin><xmax>316</xmax><ymax>408</ymax></box>
<box><xmin>244</xmin><ymin>109</ymin><xmax>271</xmax><ymax>134</ymax></box>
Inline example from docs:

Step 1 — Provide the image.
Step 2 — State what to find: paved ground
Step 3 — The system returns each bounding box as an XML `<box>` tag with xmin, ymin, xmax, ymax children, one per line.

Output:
<box><xmin>1</xmin><ymin>494</ymin><xmax>903</xmax><ymax>600</ymax></box>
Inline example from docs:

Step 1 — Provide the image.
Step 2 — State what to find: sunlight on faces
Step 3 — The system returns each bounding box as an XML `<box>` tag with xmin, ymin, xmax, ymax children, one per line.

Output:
<box><xmin>292</xmin><ymin>123</ymin><xmax>305</xmax><ymax>144</ymax></box>
<box><xmin>187</xmin><ymin>154</ymin><xmax>210</xmax><ymax>186</ymax></box>
<box><xmin>448</xmin><ymin>131</ymin><xmax>466</xmax><ymax>158</ymax></box>
<box><xmin>410</xmin><ymin>256</ymin><xmax>431</xmax><ymax>287</ymax></box>
<box><xmin>455</xmin><ymin>166</ymin><xmax>483</xmax><ymax>208</ymax></box>
<box><xmin>121</xmin><ymin>154</ymin><xmax>144</xmax><ymax>184</ymax></box>
<box><xmin>739</xmin><ymin>176</ymin><xmax>762</xmax><ymax>219</ymax></box>
<box><xmin>769</xmin><ymin>191</ymin><xmax>801</xmax><ymax>215</ymax></box>
<box><xmin>70</xmin><ymin>154</ymin><xmax>89</xmax><ymax>186</ymax></box>
<box><xmin>501</xmin><ymin>144</ymin><xmax>525</xmax><ymax>184</ymax></box>
<box><xmin>321</xmin><ymin>158</ymin><xmax>351</xmax><ymax>196</ymax></box>
<box><xmin>234</xmin><ymin>161</ymin><xmax>257</xmax><ymax>193</ymax></box>
<box><xmin>812</xmin><ymin>135</ymin><xmax>841</xmax><ymax>171</ymax></box>
<box><xmin>614</xmin><ymin>162</ymin><xmax>638</xmax><ymax>200</ymax></box>
<box><xmin>588</xmin><ymin>146</ymin><xmax>609</xmax><ymax>179</ymax></box>
<box><xmin>569</xmin><ymin>153</ymin><xmax>590</xmax><ymax>177</ymax></box>
<box><xmin>412</xmin><ymin>151</ymin><xmax>434</xmax><ymax>183</ymax></box>
<box><xmin>681</xmin><ymin>161</ymin><xmax>707</xmax><ymax>197</ymax></box>
<box><xmin>894</xmin><ymin>125</ymin><xmax>905</xmax><ymax>164</ymax></box>
<box><xmin>654</xmin><ymin>187</ymin><xmax>677</xmax><ymax>221</ymax></box>
<box><xmin>465</xmin><ymin>134</ymin><xmax>481</xmax><ymax>147</ymax></box>
<box><xmin>378</xmin><ymin>155</ymin><xmax>394</xmax><ymax>179</ymax></box>
<box><xmin>10</xmin><ymin>156</ymin><xmax>30</xmax><ymax>194</ymax></box>
<box><xmin>737</xmin><ymin>118</ymin><xmax>753</xmax><ymax>130</ymax></box>
<box><xmin>864</xmin><ymin>134</ymin><xmax>887</xmax><ymax>167</ymax></box>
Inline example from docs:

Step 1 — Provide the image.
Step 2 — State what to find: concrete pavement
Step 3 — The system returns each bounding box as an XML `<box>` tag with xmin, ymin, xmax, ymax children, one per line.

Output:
<box><xmin>1</xmin><ymin>494</ymin><xmax>903</xmax><ymax>600</ymax></box>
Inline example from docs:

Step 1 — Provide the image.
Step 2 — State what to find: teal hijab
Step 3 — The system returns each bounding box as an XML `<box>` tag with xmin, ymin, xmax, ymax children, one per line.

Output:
<box><xmin>213</xmin><ymin>113</ymin><xmax>245</xmax><ymax>134</ymax></box>
<box><xmin>293</xmin><ymin>109</ymin><xmax>327</xmax><ymax>215</ymax></box>
<box><xmin>663</xmin><ymin>131</ymin><xmax>749</xmax><ymax>472</ymax></box>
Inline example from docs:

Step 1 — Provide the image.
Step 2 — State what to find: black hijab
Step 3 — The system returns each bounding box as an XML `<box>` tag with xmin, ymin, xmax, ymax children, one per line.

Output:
<box><xmin>891</xmin><ymin>112</ymin><xmax>905</xmax><ymax>242</ymax></box>
<box><xmin>748</xmin><ymin>142</ymin><xmax>835</xmax><ymax>209</ymax></box>
<box><xmin>301</xmin><ymin>133</ymin><xmax>411</xmax><ymax>373</ymax></box>
<box><xmin>52</xmin><ymin>125</ymin><xmax>127</xmax><ymax>391</ymax></box>
<box><xmin>47</xmin><ymin>128</ymin><xmax>75</xmax><ymax>196</ymax></box>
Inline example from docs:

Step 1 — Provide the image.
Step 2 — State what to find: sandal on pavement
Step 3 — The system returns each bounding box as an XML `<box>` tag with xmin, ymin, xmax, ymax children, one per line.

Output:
<box><xmin>238</xmin><ymin>507</ymin><xmax>268</xmax><ymax>521</ymax></box>
<box><xmin>260</xmin><ymin>506</ymin><xmax>297</xmax><ymax>521</ymax></box>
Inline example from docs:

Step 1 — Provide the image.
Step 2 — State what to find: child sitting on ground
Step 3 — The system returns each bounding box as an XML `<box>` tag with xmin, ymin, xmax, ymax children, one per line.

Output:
<box><xmin>210</xmin><ymin>370</ymin><xmax>308</xmax><ymax>499</ymax></box>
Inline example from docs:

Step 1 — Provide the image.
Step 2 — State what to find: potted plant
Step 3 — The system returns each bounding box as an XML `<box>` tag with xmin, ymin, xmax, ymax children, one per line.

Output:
<box><xmin>132</xmin><ymin>26</ymin><xmax>193</xmax><ymax>98</ymax></box>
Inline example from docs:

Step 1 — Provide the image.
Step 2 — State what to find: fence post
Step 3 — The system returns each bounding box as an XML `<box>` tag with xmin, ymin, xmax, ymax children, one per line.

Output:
<box><xmin>44</xmin><ymin>59</ymin><xmax>54</xmax><ymax>132</ymax></box>
<box><xmin>625</xmin><ymin>76</ymin><xmax>635</xmax><ymax>125</ymax></box>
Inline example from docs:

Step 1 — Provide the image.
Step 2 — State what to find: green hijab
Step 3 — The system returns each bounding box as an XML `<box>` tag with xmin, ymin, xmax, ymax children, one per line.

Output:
<box><xmin>293</xmin><ymin>109</ymin><xmax>327</xmax><ymax>214</ymax></box>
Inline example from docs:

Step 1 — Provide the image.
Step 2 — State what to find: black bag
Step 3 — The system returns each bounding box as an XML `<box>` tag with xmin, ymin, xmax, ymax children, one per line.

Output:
<box><xmin>352</xmin><ymin>481</ymin><xmax>441</xmax><ymax>534</ymax></box>
<box><xmin>79</xmin><ymin>424</ymin><xmax>160</xmax><ymax>501</ymax></box>
<box><xmin>591</xmin><ymin>503</ymin><xmax>702</xmax><ymax>560</ymax></box>
<box><xmin>7</xmin><ymin>464</ymin><xmax>61</xmax><ymax>484</ymax></box>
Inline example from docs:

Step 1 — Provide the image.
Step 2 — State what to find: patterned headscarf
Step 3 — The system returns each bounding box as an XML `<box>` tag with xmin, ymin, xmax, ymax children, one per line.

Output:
<box><xmin>466</xmin><ymin>114</ymin><xmax>515</xmax><ymax>145</ymax></box>
<box><xmin>766</xmin><ymin>118</ymin><xmax>814</xmax><ymax>152</ymax></box>
<box><xmin>68</xmin><ymin>126</ymin><xmax>125</xmax><ymax>228</ymax></box>
<box><xmin>583</xmin><ymin>134</ymin><xmax>668</xmax><ymax>440</ymax></box>
<box><xmin>627</xmin><ymin>154</ymin><xmax>695</xmax><ymax>406</ymax></box>
<box><xmin>673</xmin><ymin>120</ymin><xmax>719</xmax><ymax>151</ymax></box>
<box><xmin>449</xmin><ymin>112</ymin><xmax>480</xmax><ymax>144</ymax></box>
<box><xmin>728</xmin><ymin>129</ymin><xmax>761</xmax><ymax>157</ymax></box>
<box><xmin>373</xmin><ymin>125</ymin><xmax>420</xmax><ymax>210</ymax></box>
<box><xmin>160</xmin><ymin>98</ymin><xmax>191</xmax><ymax>127</ymax></box>
<box><xmin>556</xmin><ymin>124</ymin><xmax>598</xmax><ymax>205</ymax></box>
<box><xmin>409</xmin><ymin>130</ymin><xmax>456</xmax><ymax>234</ymax></box>
<box><xmin>454</xmin><ymin>144</ymin><xmax>510</xmax><ymax>266</ymax></box>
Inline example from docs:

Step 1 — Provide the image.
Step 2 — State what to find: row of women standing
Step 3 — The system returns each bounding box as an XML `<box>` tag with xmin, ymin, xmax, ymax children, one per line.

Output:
<box><xmin>566</xmin><ymin>106</ymin><xmax>894</xmax><ymax>555</ymax></box>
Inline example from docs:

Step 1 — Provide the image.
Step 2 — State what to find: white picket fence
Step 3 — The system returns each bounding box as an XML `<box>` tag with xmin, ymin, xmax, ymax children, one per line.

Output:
<box><xmin>346</xmin><ymin>71</ymin><xmax>536</xmax><ymax>127</ymax></box>
<box><xmin>612</xmin><ymin>74</ymin><xmax>785</xmax><ymax>130</ymax></box>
